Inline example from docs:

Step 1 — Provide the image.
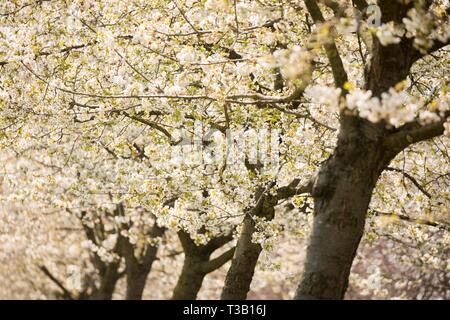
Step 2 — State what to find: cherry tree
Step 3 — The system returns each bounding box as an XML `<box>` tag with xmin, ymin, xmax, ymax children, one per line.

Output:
<box><xmin>0</xmin><ymin>0</ymin><xmax>449</xmax><ymax>300</ymax></box>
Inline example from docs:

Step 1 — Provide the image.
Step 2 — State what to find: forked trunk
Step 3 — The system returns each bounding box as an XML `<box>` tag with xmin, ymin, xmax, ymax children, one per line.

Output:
<box><xmin>172</xmin><ymin>230</ymin><xmax>234</xmax><ymax>300</ymax></box>
<box><xmin>91</xmin><ymin>264</ymin><xmax>121</xmax><ymax>300</ymax></box>
<box><xmin>123</xmin><ymin>243</ymin><xmax>160</xmax><ymax>300</ymax></box>
<box><xmin>171</xmin><ymin>256</ymin><xmax>207</xmax><ymax>300</ymax></box>
<box><xmin>125</xmin><ymin>269</ymin><xmax>151</xmax><ymax>300</ymax></box>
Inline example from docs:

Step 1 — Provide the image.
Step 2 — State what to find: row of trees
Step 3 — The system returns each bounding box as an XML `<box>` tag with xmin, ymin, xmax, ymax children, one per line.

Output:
<box><xmin>0</xmin><ymin>0</ymin><xmax>449</xmax><ymax>299</ymax></box>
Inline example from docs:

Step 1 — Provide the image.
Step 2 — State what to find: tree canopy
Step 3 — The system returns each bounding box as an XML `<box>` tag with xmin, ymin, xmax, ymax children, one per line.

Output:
<box><xmin>0</xmin><ymin>0</ymin><xmax>449</xmax><ymax>300</ymax></box>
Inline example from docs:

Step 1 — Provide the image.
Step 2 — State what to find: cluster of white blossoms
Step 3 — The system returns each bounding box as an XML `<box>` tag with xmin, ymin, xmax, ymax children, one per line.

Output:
<box><xmin>403</xmin><ymin>6</ymin><xmax>450</xmax><ymax>52</ymax></box>
<box><xmin>376</xmin><ymin>22</ymin><xmax>403</xmax><ymax>46</ymax></box>
<box><xmin>444</xmin><ymin>118</ymin><xmax>450</xmax><ymax>137</ymax></box>
<box><xmin>305</xmin><ymin>85</ymin><xmax>342</xmax><ymax>111</ymax></box>
<box><xmin>379</xmin><ymin>89</ymin><xmax>421</xmax><ymax>127</ymax></box>
<box><xmin>374</xmin><ymin>5</ymin><xmax>450</xmax><ymax>51</ymax></box>
<box><xmin>268</xmin><ymin>46</ymin><xmax>312</xmax><ymax>82</ymax></box>
<box><xmin>345</xmin><ymin>88</ymin><xmax>441</xmax><ymax>127</ymax></box>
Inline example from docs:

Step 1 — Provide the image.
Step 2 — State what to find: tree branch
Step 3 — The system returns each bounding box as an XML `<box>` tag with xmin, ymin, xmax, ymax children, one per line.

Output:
<box><xmin>177</xmin><ymin>230</ymin><xmax>197</xmax><ymax>253</ymax></box>
<box><xmin>384</xmin><ymin>111</ymin><xmax>450</xmax><ymax>152</ymax></box>
<box><xmin>202</xmin><ymin>232</ymin><xmax>234</xmax><ymax>253</ymax></box>
<box><xmin>304</xmin><ymin>0</ymin><xmax>348</xmax><ymax>90</ymax></box>
<box><xmin>122</xmin><ymin>111</ymin><xmax>177</xmax><ymax>144</ymax></box>
<box><xmin>277</xmin><ymin>178</ymin><xmax>313</xmax><ymax>200</ymax></box>
<box><xmin>413</xmin><ymin>38</ymin><xmax>450</xmax><ymax>63</ymax></box>
<box><xmin>201</xmin><ymin>247</ymin><xmax>236</xmax><ymax>274</ymax></box>
<box><xmin>371</xmin><ymin>210</ymin><xmax>450</xmax><ymax>231</ymax></box>
<box><xmin>385</xmin><ymin>167</ymin><xmax>432</xmax><ymax>199</ymax></box>
<box><xmin>39</xmin><ymin>265</ymin><xmax>74</xmax><ymax>300</ymax></box>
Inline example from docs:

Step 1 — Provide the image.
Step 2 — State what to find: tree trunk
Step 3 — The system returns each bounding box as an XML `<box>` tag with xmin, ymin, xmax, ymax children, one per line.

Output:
<box><xmin>91</xmin><ymin>286</ymin><xmax>115</xmax><ymax>300</ymax></box>
<box><xmin>117</xmin><ymin>210</ymin><xmax>165</xmax><ymax>300</ymax></box>
<box><xmin>123</xmin><ymin>239</ymin><xmax>162</xmax><ymax>300</ymax></box>
<box><xmin>171</xmin><ymin>256</ymin><xmax>207</xmax><ymax>300</ymax></box>
<box><xmin>172</xmin><ymin>231</ymin><xmax>234</xmax><ymax>300</ymax></box>
<box><xmin>221</xmin><ymin>188</ymin><xmax>277</xmax><ymax>300</ymax></box>
<box><xmin>91</xmin><ymin>263</ymin><xmax>121</xmax><ymax>300</ymax></box>
<box><xmin>220</xmin><ymin>214</ymin><xmax>262</xmax><ymax>300</ymax></box>
<box><xmin>125</xmin><ymin>268</ymin><xmax>151</xmax><ymax>300</ymax></box>
<box><xmin>295</xmin><ymin>118</ymin><xmax>395</xmax><ymax>299</ymax></box>
<box><xmin>294</xmin><ymin>0</ymin><xmax>421</xmax><ymax>298</ymax></box>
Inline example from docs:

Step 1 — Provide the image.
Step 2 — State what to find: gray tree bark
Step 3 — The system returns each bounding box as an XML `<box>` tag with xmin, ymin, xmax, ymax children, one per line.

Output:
<box><xmin>172</xmin><ymin>255</ymin><xmax>209</xmax><ymax>300</ymax></box>
<box><xmin>172</xmin><ymin>231</ymin><xmax>235</xmax><ymax>300</ymax></box>
<box><xmin>115</xmin><ymin>204</ymin><xmax>166</xmax><ymax>300</ymax></box>
<box><xmin>295</xmin><ymin>117</ymin><xmax>396</xmax><ymax>299</ymax></box>
<box><xmin>122</xmin><ymin>238</ymin><xmax>162</xmax><ymax>300</ymax></box>
<box><xmin>90</xmin><ymin>261</ymin><xmax>122</xmax><ymax>300</ymax></box>
<box><xmin>221</xmin><ymin>186</ymin><xmax>277</xmax><ymax>300</ymax></box>
<box><xmin>77</xmin><ymin>209</ymin><xmax>124</xmax><ymax>300</ymax></box>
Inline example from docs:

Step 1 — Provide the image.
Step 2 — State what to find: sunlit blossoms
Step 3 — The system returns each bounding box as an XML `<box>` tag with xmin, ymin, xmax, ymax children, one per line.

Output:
<box><xmin>0</xmin><ymin>0</ymin><xmax>449</xmax><ymax>301</ymax></box>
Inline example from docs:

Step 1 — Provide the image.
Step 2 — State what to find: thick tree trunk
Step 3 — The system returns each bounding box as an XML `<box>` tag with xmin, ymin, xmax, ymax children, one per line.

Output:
<box><xmin>125</xmin><ymin>268</ymin><xmax>152</xmax><ymax>300</ymax></box>
<box><xmin>117</xmin><ymin>209</ymin><xmax>165</xmax><ymax>300</ymax></box>
<box><xmin>172</xmin><ymin>231</ymin><xmax>234</xmax><ymax>300</ymax></box>
<box><xmin>294</xmin><ymin>0</ymin><xmax>421</xmax><ymax>299</ymax></box>
<box><xmin>220</xmin><ymin>214</ymin><xmax>262</xmax><ymax>300</ymax></box>
<box><xmin>91</xmin><ymin>263</ymin><xmax>121</xmax><ymax>300</ymax></box>
<box><xmin>295</xmin><ymin>119</ymin><xmax>395</xmax><ymax>299</ymax></box>
<box><xmin>91</xmin><ymin>286</ymin><xmax>115</xmax><ymax>300</ymax></box>
<box><xmin>171</xmin><ymin>256</ymin><xmax>207</xmax><ymax>300</ymax></box>
<box><xmin>123</xmin><ymin>239</ymin><xmax>162</xmax><ymax>300</ymax></box>
<box><xmin>221</xmin><ymin>188</ymin><xmax>277</xmax><ymax>300</ymax></box>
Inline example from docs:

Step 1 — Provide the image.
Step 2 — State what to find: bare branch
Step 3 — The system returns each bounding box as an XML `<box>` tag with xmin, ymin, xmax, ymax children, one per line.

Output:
<box><xmin>384</xmin><ymin>111</ymin><xmax>450</xmax><ymax>152</ymax></box>
<box><xmin>385</xmin><ymin>167</ymin><xmax>432</xmax><ymax>199</ymax></box>
<box><xmin>304</xmin><ymin>0</ymin><xmax>348</xmax><ymax>90</ymax></box>
<box><xmin>201</xmin><ymin>247</ymin><xmax>236</xmax><ymax>274</ymax></box>
<box><xmin>277</xmin><ymin>178</ymin><xmax>313</xmax><ymax>200</ymax></box>
<box><xmin>39</xmin><ymin>265</ymin><xmax>74</xmax><ymax>300</ymax></box>
<box><xmin>371</xmin><ymin>210</ymin><xmax>450</xmax><ymax>231</ymax></box>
